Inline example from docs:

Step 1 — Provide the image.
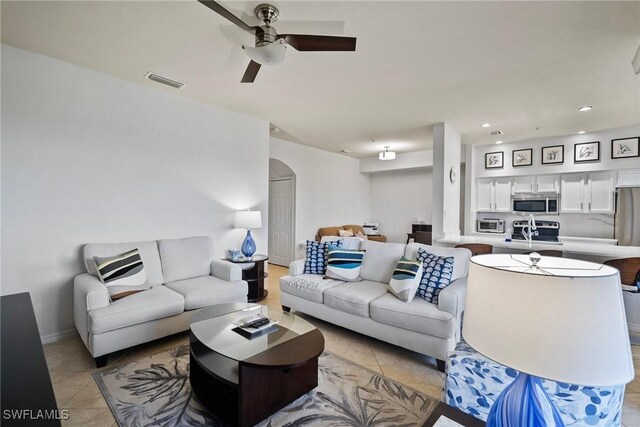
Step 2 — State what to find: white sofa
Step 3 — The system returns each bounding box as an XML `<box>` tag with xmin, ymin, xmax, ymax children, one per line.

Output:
<box><xmin>74</xmin><ymin>236</ymin><xmax>247</xmax><ymax>367</ymax></box>
<box><xmin>279</xmin><ymin>240</ymin><xmax>472</xmax><ymax>371</ymax></box>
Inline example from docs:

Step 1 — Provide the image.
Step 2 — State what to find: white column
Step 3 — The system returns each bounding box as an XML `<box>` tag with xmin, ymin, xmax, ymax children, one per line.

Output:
<box><xmin>432</xmin><ymin>123</ymin><xmax>461</xmax><ymax>242</ymax></box>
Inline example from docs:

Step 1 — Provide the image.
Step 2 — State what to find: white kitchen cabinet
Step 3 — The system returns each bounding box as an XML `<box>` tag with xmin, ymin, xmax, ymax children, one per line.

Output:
<box><xmin>536</xmin><ymin>175</ymin><xmax>559</xmax><ymax>193</ymax></box>
<box><xmin>476</xmin><ymin>177</ymin><xmax>512</xmax><ymax>212</ymax></box>
<box><xmin>560</xmin><ymin>172</ymin><xmax>615</xmax><ymax>213</ymax></box>
<box><xmin>560</xmin><ymin>174</ymin><xmax>584</xmax><ymax>213</ymax></box>
<box><xmin>617</xmin><ymin>169</ymin><xmax>640</xmax><ymax>187</ymax></box>
<box><xmin>586</xmin><ymin>172</ymin><xmax>615</xmax><ymax>213</ymax></box>
<box><xmin>512</xmin><ymin>175</ymin><xmax>559</xmax><ymax>193</ymax></box>
<box><xmin>494</xmin><ymin>178</ymin><xmax>513</xmax><ymax>211</ymax></box>
<box><xmin>476</xmin><ymin>178</ymin><xmax>493</xmax><ymax>211</ymax></box>
<box><xmin>512</xmin><ymin>176</ymin><xmax>535</xmax><ymax>193</ymax></box>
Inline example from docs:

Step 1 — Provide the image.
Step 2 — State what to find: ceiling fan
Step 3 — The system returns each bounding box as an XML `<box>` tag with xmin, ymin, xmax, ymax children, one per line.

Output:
<box><xmin>198</xmin><ymin>1</ymin><xmax>357</xmax><ymax>83</ymax></box>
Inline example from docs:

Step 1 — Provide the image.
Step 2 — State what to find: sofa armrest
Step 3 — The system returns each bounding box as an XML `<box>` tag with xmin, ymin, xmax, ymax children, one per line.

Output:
<box><xmin>438</xmin><ymin>277</ymin><xmax>467</xmax><ymax>340</ymax></box>
<box><xmin>211</xmin><ymin>259</ymin><xmax>242</xmax><ymax>282</ymax></box>
<box><xmin>289</xmin><ymin>259</ymin><xmax>306</xmax><ymax>276</ymax></box>
<box><xmin>74</xmin><ymin>274</ymin><xmax>109</xmax><ymax>311</ymax></box>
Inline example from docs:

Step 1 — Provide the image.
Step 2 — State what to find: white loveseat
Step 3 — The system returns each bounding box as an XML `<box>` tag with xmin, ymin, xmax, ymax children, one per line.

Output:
<box><xmin>279</xmin><ymin>240</ymin><xmax>472</xmax><ymax>371</ymax></box>
<box><xmin>74</xmin><ymin>236</ymin><xmax>247</xmax><ymax>367</ymax></box>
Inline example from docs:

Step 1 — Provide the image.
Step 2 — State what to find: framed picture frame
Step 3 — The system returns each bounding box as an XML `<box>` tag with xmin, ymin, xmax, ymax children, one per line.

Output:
<box><xmin>541</xmin><ymin>145</ymin><xmax>564</xmax><ymax>165</ymax></box>
<box><xmin>574</xmin><ymin>141</ymin><xmax>600</xmax><ymax>163</ymax></box>
<box><xmin>485</xmin><ymin>151</ymin><xmax>504</xmax><ymax>169</ymax></box>
<box><xmin>611</xmin><ymin>137</ymin><xmax>639</xmax><ymax>159</ymax></box>
<box><xmin>512</xmin><ymin>148</ymin><xmax>533</xmax><ymax>167</ymax></box>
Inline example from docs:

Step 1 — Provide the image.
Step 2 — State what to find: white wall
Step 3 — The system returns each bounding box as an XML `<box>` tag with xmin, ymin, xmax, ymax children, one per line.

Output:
<box><xmin>269</xmin><ymin>137</ymin><xmax>370</xmax><ymax>258</ymax></box>
<box><xmin>370</xmin><ymin>169</ymin><xmax>433</xmax><ymax>243</ymax></box>
<box><xmin>1</xmin><ymin>45</ymin><xmax>269</xmax><ymax>340</ymax></box>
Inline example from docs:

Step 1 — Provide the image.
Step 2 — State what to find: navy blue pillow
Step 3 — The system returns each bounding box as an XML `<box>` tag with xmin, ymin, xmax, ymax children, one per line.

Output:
<box><xmin>416</xmin><ymin>248</ymin><xmax>455</xmax><ymax>304</ymax></box>
<box><xmin>303</xmin><ymin>240</ymin><xmax>343</xmax><ymax>274</ymax></box>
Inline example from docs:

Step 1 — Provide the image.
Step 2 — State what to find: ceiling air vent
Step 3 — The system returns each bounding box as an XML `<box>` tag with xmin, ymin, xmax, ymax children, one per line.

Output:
<box><xmin>490</xmin><ymin>130</ymin><xmax>504</xmax><ymax>136</ymax></box>
<box><xmin>144</xmin><ymin>72</ymin><xmax>185</xmax><ymax>89</ymax></box>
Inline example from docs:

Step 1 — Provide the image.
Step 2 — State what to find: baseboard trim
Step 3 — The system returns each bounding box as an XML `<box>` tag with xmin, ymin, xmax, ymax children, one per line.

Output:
<box><xmin>41</xmin><ymin>328</ymin><xmax>76</xmax><ymax>344</ymax></box>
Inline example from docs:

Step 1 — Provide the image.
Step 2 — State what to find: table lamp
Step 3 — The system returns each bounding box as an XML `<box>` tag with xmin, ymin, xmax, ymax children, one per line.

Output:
<box><xmin>463</xmin><ymin>253</ymin><xmax>634</xmax><ymax>427</ymax></box>
<box><xmin>234</xmin><ymin>210</ymin><xmax>262</xmax><ymax>258</ymax></box>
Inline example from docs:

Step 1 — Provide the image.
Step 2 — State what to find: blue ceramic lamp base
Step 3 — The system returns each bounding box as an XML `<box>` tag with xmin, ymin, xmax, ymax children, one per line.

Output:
<box><xmin>487</xmin><ymin>372</ymin><xmax>564</xmax><ymax>427</ymax></box>
<box><xmin>241</xmin><ymin>229</ymin><xmax>256</xmax><ymax>258</ymax></box>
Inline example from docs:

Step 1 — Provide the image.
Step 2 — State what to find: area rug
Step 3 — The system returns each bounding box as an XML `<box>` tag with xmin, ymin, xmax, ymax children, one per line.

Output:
<box><xmin>93</xmin><ymin>345</ymin><xmax>438</xmax><ymax>426</ymax></box>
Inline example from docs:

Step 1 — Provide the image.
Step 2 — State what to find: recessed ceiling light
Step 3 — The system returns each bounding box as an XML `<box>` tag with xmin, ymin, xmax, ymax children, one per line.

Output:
<box><xmin>577</xmin><ymin>130</ymin><xmax>587</xmax><ymax>134</ymax></box>
<box><xmin>495</xmin><ymin>141</ymin><xmax>503</xmax><ymax>144</ymax></box>
<box><xmin>481</xmin><ymin>123</ymin><xmax>491</xmax><ymax>128</ymax></box>
<box><xmin>577</xmin><ymin>105</ymin><xmax>593</xmax><ymax>112</ymax></box>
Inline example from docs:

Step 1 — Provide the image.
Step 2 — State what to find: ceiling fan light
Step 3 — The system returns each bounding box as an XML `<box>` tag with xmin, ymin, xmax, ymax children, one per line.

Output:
<box><xmin>242</xmin><ymin>39</ymin><xmax>286</xmax><ymax>65</ymax></box>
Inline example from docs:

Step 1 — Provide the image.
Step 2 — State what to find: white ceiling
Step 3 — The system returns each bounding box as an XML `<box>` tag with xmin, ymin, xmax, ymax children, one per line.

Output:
<box><xmin>2</xmin><ymin>1</ymin><xmax>639</xmax><ymax>158</ymax></box>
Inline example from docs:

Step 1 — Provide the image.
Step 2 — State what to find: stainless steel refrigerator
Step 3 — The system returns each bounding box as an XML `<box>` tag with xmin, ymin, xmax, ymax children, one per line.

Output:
<box><xmin>614</xmin><ymin>187</ymin><xmax>640</xmax><ymax>246</ymax></box>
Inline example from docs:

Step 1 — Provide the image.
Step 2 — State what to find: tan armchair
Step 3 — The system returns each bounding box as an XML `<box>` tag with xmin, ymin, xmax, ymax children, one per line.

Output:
<box><xmin>315</xmin><ymin>225</ymin><xmax>387</xmax><ymax>242</ymax></box>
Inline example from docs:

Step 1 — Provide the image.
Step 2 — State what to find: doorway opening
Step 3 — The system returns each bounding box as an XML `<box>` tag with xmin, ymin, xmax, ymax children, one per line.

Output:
<box><xmin>268</xmin><ymin>158</ymin><xmax>296</xmax><ymax>267</ymax></box>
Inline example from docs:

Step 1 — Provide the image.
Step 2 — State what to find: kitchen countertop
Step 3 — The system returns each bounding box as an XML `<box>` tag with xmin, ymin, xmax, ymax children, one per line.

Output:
<box><xmin>437</xmin><ymin>235</ymin><xmax>640</xmax><ymax>258</ymax></box>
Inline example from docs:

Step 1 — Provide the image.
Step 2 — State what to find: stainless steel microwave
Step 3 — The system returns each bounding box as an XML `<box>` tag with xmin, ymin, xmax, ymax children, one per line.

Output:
<box><xmin>512</xmin><ymin>193</ymin><xmax>559</xmax><ymax>215</ymax></box>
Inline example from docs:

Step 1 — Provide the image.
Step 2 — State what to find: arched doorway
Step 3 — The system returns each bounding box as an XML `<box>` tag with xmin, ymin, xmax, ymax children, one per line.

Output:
<box><xmin>269</xmin><ymin>158</ymin><xmax>296</xmax><ymax>266</ymax></box>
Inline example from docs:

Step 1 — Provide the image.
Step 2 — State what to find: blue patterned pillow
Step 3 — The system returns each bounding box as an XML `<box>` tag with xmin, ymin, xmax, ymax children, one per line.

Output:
<box><xmin>416</xmin><ymin>248</ymin><xmax>455</xmax><ymax>304</ymax></box>
<box><xmin>303</xmin><ymin>240</ymin><xmax>342</xmax><ymax>274</ymax></box>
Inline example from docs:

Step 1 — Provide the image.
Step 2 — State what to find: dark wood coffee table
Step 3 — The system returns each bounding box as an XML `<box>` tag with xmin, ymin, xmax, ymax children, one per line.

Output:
<box><xmin>189</xmin><ymin>303</ymin><xmax>324</xmax><ymax>427</ymax></box>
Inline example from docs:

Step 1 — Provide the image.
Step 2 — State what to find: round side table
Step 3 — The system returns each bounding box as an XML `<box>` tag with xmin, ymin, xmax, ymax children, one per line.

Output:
<box><xmin>224</xmin><ymin>254</ymin><xmax>268</xmax><ymax>302</ymax></box>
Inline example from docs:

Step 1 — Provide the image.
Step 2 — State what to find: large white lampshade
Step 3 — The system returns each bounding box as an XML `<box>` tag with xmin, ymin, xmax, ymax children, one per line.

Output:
<box><xmin>463</xmin><ymin>254</ymin><xmax>634</xmax><ymax>387</ymax></box>
<box><xmin>234</xmin><ymin>210</ymin><xmax>262</xmax><ymax>229</ymax></box>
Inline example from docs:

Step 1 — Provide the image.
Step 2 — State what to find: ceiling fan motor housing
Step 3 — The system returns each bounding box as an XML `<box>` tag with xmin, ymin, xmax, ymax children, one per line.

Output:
<box><xmin>255</xmin><ymin>25</ymin><xmax>278</xmax><ymax>47</ymax></box>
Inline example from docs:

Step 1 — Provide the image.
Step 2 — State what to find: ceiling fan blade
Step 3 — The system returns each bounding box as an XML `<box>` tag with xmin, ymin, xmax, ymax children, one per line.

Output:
<box><xmin>241</xmin><ymin>60</ymin><xmax>261</xmax><ymax>83</ymax></box>
<box><xmin>279</xmin><ymin>34</ymin><xmax>356</xmax><ymax>51</ymax></box>
<box><xmin>198</xmin><ymin>1</ymin><xmax>256</xmax><ymax>34</ymax></box>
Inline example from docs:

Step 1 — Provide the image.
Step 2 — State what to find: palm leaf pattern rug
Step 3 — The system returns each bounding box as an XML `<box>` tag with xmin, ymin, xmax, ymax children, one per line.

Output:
<box><xmin>94</xmin><ymin>345</ymin><xmax>437</xmax><ymax>426</ymax></box>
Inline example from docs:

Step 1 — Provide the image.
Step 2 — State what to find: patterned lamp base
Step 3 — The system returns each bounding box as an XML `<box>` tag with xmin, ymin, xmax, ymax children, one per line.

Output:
<box><xmin>487</xmin><ymin>372</ymin><xmax>564</xmax><ymax>427</ymax></box>
<box><xmin>241</xmin><ymin>230</ymin><xmax>256</xmax><ymax>258</ymax></box>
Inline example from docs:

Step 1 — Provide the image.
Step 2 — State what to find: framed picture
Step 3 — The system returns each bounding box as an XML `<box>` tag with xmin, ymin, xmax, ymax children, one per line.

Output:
<box><xmin>541</xmin><ymin>145</ymin><xmax>564</xmax><ymax>165</ymax></box>
<box><xmin>485</xmin><ymin>151</ymin><xmax>504</xmax><ymax>169</ymax></box>
<box><xmin>611</xmin><ymin>137</ymin><xmax>639</xmax><ymax>159</ymax></box>
<box><xmin>574</xmin><ymin>141</ymin><xmax>600</xmax><ymax>163</ymax></box>
<box><xmin>512</xmin><ymin>148</ymin><xmax>533</xmax><ymax>167</ymax></box>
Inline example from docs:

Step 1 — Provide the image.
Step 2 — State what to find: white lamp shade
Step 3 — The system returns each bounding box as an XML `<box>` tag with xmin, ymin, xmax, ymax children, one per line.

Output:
<box><xmin>242</xmin><ymin>39</ymin><xmax>286</xmax><ymax>65</ymax></box>
<box><xmin>463</xmin><ymin>254</ymin><xmax>634</xmax><ymax>387</ymax></box>
<box><xmin>234</xmin><ymin>210</ymin><xmax>262</xmax><ymax>229</ymax></box>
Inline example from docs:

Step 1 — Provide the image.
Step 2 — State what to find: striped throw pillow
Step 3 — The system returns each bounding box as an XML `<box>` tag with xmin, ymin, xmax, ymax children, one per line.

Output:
<box><xmin>94</xmin><ymin>249</ymin><xmax>149</xmax><ymax>300</ymax></box>
<box><xmin>325</xmin><ymin>245</ymin><xmax>365</xmax><ymax>282</ymax></box>
<box><xmin>389</xmin><ymin>257</ymin><xmax>423</xmax><ymax>302</ymax></box>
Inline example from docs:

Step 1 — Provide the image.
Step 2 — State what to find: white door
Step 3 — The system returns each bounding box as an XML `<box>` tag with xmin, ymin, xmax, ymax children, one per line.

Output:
<box><xmin>269</xmin><ymin>178</ymin><xmax>295</xmax><ymax>267</ymax></box>
<box><xmin>587</xmin><ymin>172</ymin><xmax>615</xmax><ymax>213</ymax></box>
<box><xmin>476</xmin><ymin>178</ymin><xmax>494</xmax><ymax>212</ymax></box>
<box><xmin>494</xmin><ymin>178</ymin><xmax>513</xmax><ymax>212</ymax></box>
<box><xmin>560</xmin><ymin>174</ymin><xmax>585</xmax><ymax>213</ymax></box>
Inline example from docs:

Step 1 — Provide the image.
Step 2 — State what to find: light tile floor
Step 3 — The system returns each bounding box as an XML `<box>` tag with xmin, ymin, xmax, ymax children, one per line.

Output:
<box><xmin>45</xmin><ymin>264</ymin><xmax>640</xmax><ymax>426</ymax></box>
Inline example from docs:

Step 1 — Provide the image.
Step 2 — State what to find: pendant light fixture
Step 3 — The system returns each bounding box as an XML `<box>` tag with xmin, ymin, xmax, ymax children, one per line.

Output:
<box><xmin>379</xmin><ymin>145</ymin><xmax>396</xmax><ymax>161</ymax></box>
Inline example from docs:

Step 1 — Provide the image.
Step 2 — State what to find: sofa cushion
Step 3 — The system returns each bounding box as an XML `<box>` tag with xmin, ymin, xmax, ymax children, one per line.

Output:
<box><xmin>89</xmin><ymin>285</ymin><xmax>184</xmax><ymax>334</ymax></box>
<box><xmin>370</xmin><ymin>293</ymin><xmax>455</xmax><ymax>339</ymax></box>
<box><xmin>321</xmin><ymin>236</ymin><xmax>365</xmax><ymax>250</ymax></box>
<box><xmin>405</xmin><ymin>243</ymin><xmax>471</xmax><ymax>282</ymax></box>
<box><xmin>279</xmin><ymin>274</ymin><xmax>345</xmax><ymax>304</ymax></box>
<box><xmin>359</xmin><ymin>240</ymin><xmax>406</xmax><ymax>283</ymax></box>
<box><xmin>325</xmin><ymin>245</ymin><xmax>365</xmax><ymax>282</ymax></box>
<box><xmin>84</xmin><ymin>240</ymin><xmax>164</xmax><ymax>287</ymax></box>
<box><xmin>158</xmin><ymin>236</ymin><xmax>214</xmax><ymax>283</ymax></box>
<box><xmin>164</xmin><ymin>276</ymin><xmax>247</xmax><ymax>310</ymax></box>
<box><xmin>94</xmin><ymin>249</ymin><xmax>150</xmax><ymax>300</ymax></box>
<box><xmin>388</xmin><ymin>257</ymin><xmax>423</xmax><ymax>303</ymax></box>
<box><xmin>324</xmin><ymin>281</ymin><xmax>388</xmax><ymax>318</ymax></box>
